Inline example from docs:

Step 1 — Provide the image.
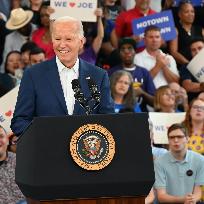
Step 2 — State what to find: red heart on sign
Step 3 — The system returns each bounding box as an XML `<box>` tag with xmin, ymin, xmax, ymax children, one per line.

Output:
<box><xmin>5</xmin><ymin>110</ymin><xmax>12</xmax><ymax>117</ymax></box>
<box><xmin>69</xmin><ymin>2</ymin><xmax>76</xmax><ymax>7</ymax></box>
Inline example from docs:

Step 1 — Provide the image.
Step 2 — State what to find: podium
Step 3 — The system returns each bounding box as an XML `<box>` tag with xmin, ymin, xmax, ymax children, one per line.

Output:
<box><xmin>15</xmin><ymin>113</ymin><xmax>154</xmax><ymax>203</ymax></box>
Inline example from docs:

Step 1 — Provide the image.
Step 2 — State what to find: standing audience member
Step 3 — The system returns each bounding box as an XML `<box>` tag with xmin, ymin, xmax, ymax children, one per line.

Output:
<box><xmin>110</xmin><ymin>70</ymin><xmax>141</xmax><ymax>113</ymax></box>
<box><xmin>108</xmin><ymin>37</ymin><xmax>155</xmax><ymax>110</ymax></box>
<box><xmin>114</xmin><ymin>0</ymin><xmax>156</xmax><ymax>47</ymax></box>
<box><xmin>134</xmin><ymin>26</ymin><xmax>179</xmax><ymax>89</ymax></box>
<box><xmin>154</xmin><ymin>123</ymin><xmax>204</xmax><ymax>203</ymax></box>
<box><xmin>180</xmin><ymin>38</ymin><xmax>204</xmax><ymax>102</ymax></box>
<box><xmin>32</xmin><ymin>1</ymin><xmax>55</xmax><ymax>59</ymax></box>
<box><xmin>4</xmin><ymin>51</ymin><xmax>24</xmax><ymax>85</ymax></box>
<box><xmin>169</xmin><ymin>82</ymin><xmax>188</xmax><ymax>112</ymax></box>
<box><xmin>154</xmin><ymin>85</ymin><xmax>177</xmax><ymax>113</ymax></box>
<box><xmin>11</xmin><ymin>16</ymin><xmax>114</xmax><ymax>137</ymax></box>
<box><xmin>169</xmin><ymin>1</ymin><xmax>204</xmax><ymax>68</ymax></box>
<box><xmin>1</xmin><ymin>8</ymin><xmax>35</xmax><ymax>73</ymax></box>
<box><xmin>0</xmin><ymin>125</ymin><xmax>25</xmax><ymax>204</ymax></box>
<box><xmin>29</xmin><ymin>46</ymin><xmax>46</xmax><ymax>65</ymax></box>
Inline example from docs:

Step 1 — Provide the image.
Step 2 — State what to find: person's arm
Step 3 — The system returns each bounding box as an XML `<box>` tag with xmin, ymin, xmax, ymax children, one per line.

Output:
<box><xmin>134</xmin><ymin>87</ymin><xmax>154</xmax><ymax>106</ymax></box>
<box><xmin>161</xmin><ymin>55</ymin><xmax>180</xmax><ymax>83</ymax></box>
<box><xmin>182</xmin><ymin>80</ymin><xmax>204</xmax><ymax>93</ymax></box>
<box><xmin>145</xmin><ymin>188</ymin><xmax>155</xmax><ymax>204</ymax></box>
<box><xmin>92</xmin><ymin>8</ymin><xmax>104</xmax><ymax>54</ymax></box>
<box><xmin>157</xmin><ymin>188</ymin><xmax>188</xmax><ymax>203</ymax></box>
<box><xmin>169</xmin><ymin>29</ymin><xmax>189</xmax><ymax>65</ymax></box>
<box><xmin>11</xmin><ymin>69</ymin><xmax>35</xmax><ymax>136</ymax></box>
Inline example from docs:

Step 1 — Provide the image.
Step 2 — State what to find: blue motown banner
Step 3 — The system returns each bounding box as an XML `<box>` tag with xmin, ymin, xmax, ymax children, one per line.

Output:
<box><xmin>132</xmin><ymin>10</ymin><xmax>176</xmax><ymax>48</ymax></box>
<box><xmin>174</xmin><ymin>0</ymin><xmax>202</xmax><ymax>6</ymax></box>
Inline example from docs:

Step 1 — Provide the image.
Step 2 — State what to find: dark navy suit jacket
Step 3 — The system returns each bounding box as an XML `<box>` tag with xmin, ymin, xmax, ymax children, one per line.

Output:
<box><xmin>11</xmin><ymin>58</ymin><xmax>114</xmax><ymax>136</ymax></box>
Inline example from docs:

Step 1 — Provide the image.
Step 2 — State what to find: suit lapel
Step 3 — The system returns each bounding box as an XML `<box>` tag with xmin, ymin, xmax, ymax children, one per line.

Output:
<box><xmin>46</xmin><ymin>58</ymin><xmax>68</xmax><ymax>115</ymax></box>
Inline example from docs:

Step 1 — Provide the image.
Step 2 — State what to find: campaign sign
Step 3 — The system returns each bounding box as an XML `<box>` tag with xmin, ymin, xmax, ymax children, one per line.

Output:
<box><xmin>187</xmin><ymin>47</ymin><xmax>204</xmax><ymax>82</ymax></box>
<box><xmin>132</xmin><ymin>10</ymin><xmax>176</xmax><ymax>48</ymax></box>
<box><xmin>50</xmin><ymin>0</ymin><xmax>97</xmax><ymax>22</ymax></box>
<box><xmin>174</xmin><ymin>0</ymin><xmax>202</xmax><ymax>7</ymax></box>
<box><xmin>0</xmin><ymin>85</ymin><xmax>19</xmax><ymax>133</ymax></box>
<box><xmin>149</xmin><ymin>112</ymin><xmax>186</xmax><ymax>144</ymax></box>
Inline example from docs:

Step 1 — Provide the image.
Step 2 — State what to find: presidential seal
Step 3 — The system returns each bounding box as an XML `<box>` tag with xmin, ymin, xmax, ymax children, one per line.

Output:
<box><xmin>70</xmin><ymin>124</ymin><xmax>115</xmax><ymax>170</ymax></box>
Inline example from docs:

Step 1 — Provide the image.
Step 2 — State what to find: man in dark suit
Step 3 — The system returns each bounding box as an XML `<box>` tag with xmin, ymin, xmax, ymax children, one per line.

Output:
<box><xmin>11</xmin><ymin>16</ymin><xmax>114</xmax><ymax>136</ymax></box>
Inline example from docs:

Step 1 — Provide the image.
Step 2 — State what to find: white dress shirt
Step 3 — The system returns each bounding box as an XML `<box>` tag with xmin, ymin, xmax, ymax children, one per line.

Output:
<box><xmin>56</xmin><ymin>57</ymin><xmax>79</xmax><ymax>115</ymax></box>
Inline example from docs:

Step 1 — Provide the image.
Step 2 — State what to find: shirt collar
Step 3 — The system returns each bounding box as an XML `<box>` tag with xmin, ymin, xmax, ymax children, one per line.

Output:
<box><xmin>169</xmin><ymin>150</ymin><xmax>189</xmax><ymax>163</ymax></box>
<box><xmin>56</xmin><ymin>56</ymin><xmax>79</xmax><ymax>74</ymax></box>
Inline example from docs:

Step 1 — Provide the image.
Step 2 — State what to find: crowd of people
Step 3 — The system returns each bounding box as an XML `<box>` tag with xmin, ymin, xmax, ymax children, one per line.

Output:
<box><xmin>1</xmin><ymin>0</ymin><xmax>204</xmax><ymax>203</ymax></box>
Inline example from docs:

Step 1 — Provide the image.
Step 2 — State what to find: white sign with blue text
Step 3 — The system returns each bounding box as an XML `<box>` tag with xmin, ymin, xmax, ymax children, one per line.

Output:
<box><xmin>149</xmin><ymin>112</ymin><xmax>186</xmax><ymax>144</ymax></box>
<box><xmin>50</xmin><ymin>0</ymin><xmax>97</xmax><ymax>22</ymax></box>
<box><xmin>187</xmin><ymin>47</ymin><xmax>204</xmax><ymax>82</ymax></box>
<box><xmin>132</xmin><ymin>10</ymin><xmax>176</xmax><ymax>48</ymax></box>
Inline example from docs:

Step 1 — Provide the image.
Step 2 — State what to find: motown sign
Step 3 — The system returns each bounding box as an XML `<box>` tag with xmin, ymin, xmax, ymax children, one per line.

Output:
<box><xmin>70</xmin><ymin>124</ymin><xmax>115</xmax><ymax>170</ymax></box>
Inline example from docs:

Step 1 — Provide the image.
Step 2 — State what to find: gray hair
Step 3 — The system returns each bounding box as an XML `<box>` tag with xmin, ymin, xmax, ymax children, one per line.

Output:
<box><xmin>51</xmin><ymin>16</ymin><xmax>84</xmax><ymax>37</ymax></box>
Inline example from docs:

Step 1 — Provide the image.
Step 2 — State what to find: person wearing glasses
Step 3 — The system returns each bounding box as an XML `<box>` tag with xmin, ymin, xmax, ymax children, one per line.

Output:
<box><xmin>154</xmin><ymin>123</ymin><xmax>204</xmax><ymax>204</ymax></box>
<box><xmin>183</xmin><ymin>98</ymin><xmax>204</xmax><ymax>202</ymax></box>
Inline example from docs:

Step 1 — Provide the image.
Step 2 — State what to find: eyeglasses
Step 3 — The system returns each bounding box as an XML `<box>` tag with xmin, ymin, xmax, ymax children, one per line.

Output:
<box><xmin>168</xmin><ymin>135</ymin><xmax>186</xmax><ymax>140</ymax></box>
<box><xmin>192</xmin><ymin>105</ymin><xmax>204</xmax><ymax>111</ymax></box>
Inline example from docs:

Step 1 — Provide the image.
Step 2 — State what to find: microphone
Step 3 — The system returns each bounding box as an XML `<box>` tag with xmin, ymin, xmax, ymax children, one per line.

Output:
<box><xmin>71</xmin><ymin>79</ymin><xmax>89</xmax><ymax>113</ymax></box>
<box><xmin>87</xmin><ymin>78</ymin><xmax>100</xmax><ymax>103</ymax></box>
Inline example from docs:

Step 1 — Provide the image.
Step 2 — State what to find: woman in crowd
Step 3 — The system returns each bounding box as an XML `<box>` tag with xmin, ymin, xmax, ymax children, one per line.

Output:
<box><xmin>4</xmin><ymin>51</ymin><xmax>24</xmax><ymax>85</ymax></box>
<box><xmin>154</xmin><ymin>85</ymin><xmax>177</xmax><ymax>112</ymax></box>
<box><xmin>169</xmin><ymin>1</ymin><xmax>204</xmax><ymax>68</ymax></box>
<box><xmin>110</xmin><ymin>70</ymin><xmax>141</xmax><ymax>113</ymax></box>
<box><xmin>183</xmin><ymin>98</ymin><xmax>204</xmax><ymax>201</ymax></box>
<box><xmin>32</xmin><ymin>1</ymin><xmax>55</xmax><ymax>59</ymax></box>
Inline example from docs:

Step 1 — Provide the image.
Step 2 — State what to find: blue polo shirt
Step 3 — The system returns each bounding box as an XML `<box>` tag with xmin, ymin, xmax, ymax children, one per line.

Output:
<box><xmin>154</xmin><ymin>150</ymin><xmax>204</xmax><ymax>196</ymax></box>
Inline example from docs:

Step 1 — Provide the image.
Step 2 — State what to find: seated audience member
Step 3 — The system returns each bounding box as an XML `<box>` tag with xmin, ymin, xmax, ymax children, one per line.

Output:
<box><xmin>134</xmin><ymin>26</ymin><xmax>179</xmax><ymax>89</ymax></box>
<box><xmin>108</xmin><ymin>37</ymin><xmax>155</xmax><ymax>110</ymax></box>
<box><xmin>154</xmin><ymin>123</ymin><xmax>204</xmax><ymax>203</ymax></box>
<box><xmin>32</xmin><ymin>1</ymin><xmax>55</xmax><ymax>59</ymax></box>
<box><xmin>154</xmin><ymin>85</ymin><xmax>177</xmax><ymax>113</ymax></box>
<box><xmin>169</xmin><ymin>82</ymin><xmax>188</xmax><ymax>112</ymax></box>
<box><xmin>180</xmin><ymin>38</ymin><xmax>204</xmax><ymax>102</ymax></box>
<box><xmin>110</xmin><ymin>70</ymin><xmax>141</xmax><ymax>113</ymax></box>
<box><xmin>114</xmin><ymin>0</ymin><xmax>156</xmax><ymax>47</ymax></box>
<box><xmin>198</xmin><ymin>92</ymin><xmax>204</xmax><ymax>101</ymax></box>
<box><xmin>169</xmin><ymin>1</ymin><xmax>204</xmax><ymax>68</ymax></box>
<box><xmin>1</xmin><ymin>8</ymin><xmax>35</xmax><ymax>73</ymax></box>
<box><xmin>20</xmin><ymin>41</ymin><xmax>38</xmax><ymax>67</ymax></box>
<box><xmin>79</xmin><ymin>8</ymin><xmax>104</xmax><ymax>65</ymax></box>
<box><xmin>4</xmin><ymin>51</ymin><xmax>24</xmax><ymax>84</ymax></box>
<box><xmin>29</xmin><ymin>46</ymin><xmax>46</xmax><ymax>65</ymax></box>
<box><xmin>0</xmin><ymin>125</ymin><xmax>25</xmax><ymax>203</ymax></box>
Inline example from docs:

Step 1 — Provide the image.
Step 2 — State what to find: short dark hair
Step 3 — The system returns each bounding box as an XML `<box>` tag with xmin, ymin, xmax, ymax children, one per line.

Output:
<box><xmin>30</xmin><ymin>47</ymin><xmax>45</xmax><ymax>56</ymax></box>
<box><xmin>167</xmin><ymin>123</ymin><xmax>188</xmax><ymax>137</ymax></box>
<box><xmin>178</xmin><ymin>0</ymin><xmax>192</xmax><ymax>12</ymax></box>
<box><xmin>144</xmin><ymin>25</ymin><xmax>161</xmax><ymax>36</ymax></box>
<box><xmin>190</xmin><ymin>37</ymin><xmax>204</xmax><ymax>47</ymax></box>
<box><xmin>20</xmin><ymin>41</ymin><xmax>37</xmax><ymax>53</ymax></box>
<box><xmin>118</xmin><ymin>37</ymin><xmax>136</xmax><ymax>50</ymax></box>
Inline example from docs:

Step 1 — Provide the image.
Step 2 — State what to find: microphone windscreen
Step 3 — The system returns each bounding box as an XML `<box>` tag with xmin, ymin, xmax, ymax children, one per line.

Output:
<box><xmin>71</xmin><ymin>79</ymin><xmax>80</xmax><ymax>89</ymax></box>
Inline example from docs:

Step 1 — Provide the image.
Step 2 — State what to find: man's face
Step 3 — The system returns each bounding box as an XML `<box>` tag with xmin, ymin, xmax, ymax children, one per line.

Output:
<box><xmin>120</xmin><ymin>44</ymin><xmax>135</xmax><ymax>66</ymax></box>
<box><xmin>144</xmin><ymin>30</ymin><xmax>162</xmax><ymax>51</ymax></box>
<box><xmin>136</xmin><ymin>0</ymin><xmax>150</xmax><ymax>10</ymax></box>
<box><xmin>168</xmin><ymin>128</ymin><xmax>188</xmax><ymax>154</ymax></box>
<box><xmin>0</xmin><ymin>128</ymin><xmax>9</xmax><ymax>160</ymax></box>
<box><xmin>51</xmin><ymin>21</ymin><xmax>85</xmax><ymax>68</ymax></box>
<box><xmin>190</xmin><ymin>41</ymin><xmax>204</xmax><ymax>58</ymax></box>
<box><xmin>30</xmin><ymin>53</ymin><xmax>45</xmax><ymax>65</ymax></box>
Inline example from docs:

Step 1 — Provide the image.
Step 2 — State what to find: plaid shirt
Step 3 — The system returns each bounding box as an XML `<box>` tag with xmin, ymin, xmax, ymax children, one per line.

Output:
<box><xmin>0</xmin><ymin>152</ymin><xmax>25</xmax><ymax>204</ymax></box>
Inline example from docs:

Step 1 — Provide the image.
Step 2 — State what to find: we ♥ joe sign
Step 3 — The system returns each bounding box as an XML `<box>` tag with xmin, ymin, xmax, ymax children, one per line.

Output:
<box><xmin>50</xmin><ymin>0</ymin><xmax>97</xmax><ymax>22</ymax></box>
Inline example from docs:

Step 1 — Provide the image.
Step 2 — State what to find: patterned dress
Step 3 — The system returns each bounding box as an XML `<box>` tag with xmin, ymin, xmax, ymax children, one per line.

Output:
<box><xmin>188</xmin><ymin>132</ymin><xmax>204</xmax><ymax>201</ymax></box>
